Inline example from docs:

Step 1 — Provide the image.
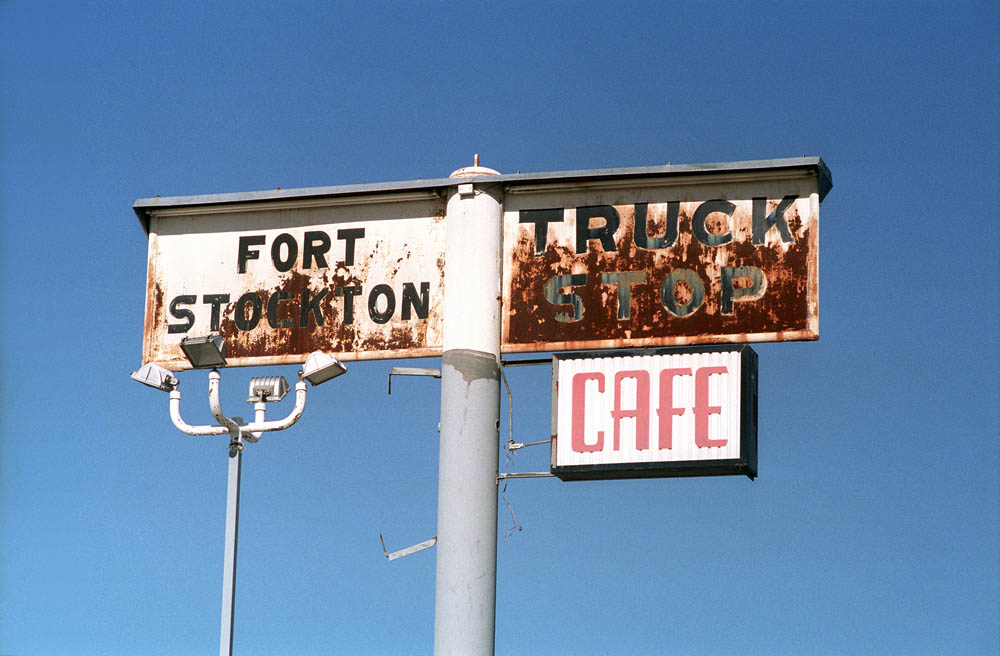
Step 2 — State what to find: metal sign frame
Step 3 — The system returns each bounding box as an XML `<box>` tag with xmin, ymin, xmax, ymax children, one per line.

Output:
<box><xmin>550</xmin><ymin>345</ymin><xmax>758</xmax><ymax>481</ymax></box>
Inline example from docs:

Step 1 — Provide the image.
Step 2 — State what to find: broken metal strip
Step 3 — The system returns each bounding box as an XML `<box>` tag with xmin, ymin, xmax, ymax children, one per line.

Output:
<box><xmin>379</xmin><ymin>533</ymin><xmax>438</xmax><ymax>561</ymax></box>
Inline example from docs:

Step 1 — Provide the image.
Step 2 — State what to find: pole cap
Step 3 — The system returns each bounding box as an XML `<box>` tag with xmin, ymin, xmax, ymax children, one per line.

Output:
<box><xmin>450</xmin><ymin>153</ymin><xmax>500</xmax><ymax>178</ymax></box>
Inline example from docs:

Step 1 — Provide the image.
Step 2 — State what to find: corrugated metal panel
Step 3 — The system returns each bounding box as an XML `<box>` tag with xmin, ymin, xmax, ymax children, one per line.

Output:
<box><xmin>551</xmin><ymin>347</ymin><xmax>756</xmax><ymax>479</ymax></box>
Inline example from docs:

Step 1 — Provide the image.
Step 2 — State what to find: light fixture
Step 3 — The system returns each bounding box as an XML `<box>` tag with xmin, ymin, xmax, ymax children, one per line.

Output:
<box><xmin>301</xmin><ymin>351</ymin><xmax>347</xmax><ymax>385</ymax></box>
<box><xmin>130</xmin><ymin>362</ymin><xmax>179</xmax><ymax>391</ymax></box>
<box><xmin>247</xmin><ymin>376</ymin><xmax>289</xmax><ymax>403</ymax></box>
<box><xmin>180</xmin><ymin>335</ymin><xmax>227</xmax><ymax>368</ymax></box>
<box><xmin>131</xmin><ymin>343</ymin><xmax>349</xmax><ymax>656</ymax></box>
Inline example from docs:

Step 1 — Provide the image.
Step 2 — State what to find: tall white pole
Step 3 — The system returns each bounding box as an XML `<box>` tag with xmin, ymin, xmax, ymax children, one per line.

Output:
<box><xmin>434</xmin><ymin>161</ymin><xmax>502</xmax><ymax>655</ymax></box>
<box><xmin>220</xmin><ymin>438</ymin><xmax>242</xmax><ymax>656</ymax></box>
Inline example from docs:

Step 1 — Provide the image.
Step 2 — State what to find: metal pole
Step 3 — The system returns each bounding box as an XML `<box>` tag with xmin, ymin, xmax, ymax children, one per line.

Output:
<box><xmin>220</xmin><ymin>437</ymin><xmax>243</xmax><ymax>656</ymax></box>
<box><xmin>434</xmin><ymin>163</ymin><xmax>503</xmax><ymax>655</ymax></box>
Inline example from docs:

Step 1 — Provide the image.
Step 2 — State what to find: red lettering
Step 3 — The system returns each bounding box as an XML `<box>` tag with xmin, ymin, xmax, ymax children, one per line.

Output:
<box><xmin>611</xmin><ymin>370</ymin><xmax>650</xmax><ymax>450</ymax></box>
<box><xmin>656</xmin><ymin>368</ymin><xmax>692</xmax><ymax>449</ymax></box>
<box><xmin>694</xmin><ymin>366</ymin><xmax>728</xmax><ymax>447</ymax></box>
<box><xmin>571</xmin><ymin>372</ymin><xmax>604</xmax><ymax>452</ymax></box>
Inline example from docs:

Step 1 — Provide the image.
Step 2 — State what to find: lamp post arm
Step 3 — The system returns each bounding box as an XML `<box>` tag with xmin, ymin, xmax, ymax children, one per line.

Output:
<box><xmin>169</xmin><ymin>389</ymin><xmax>229</xmax><ymax>436</ymax></box>
<box><xmin>169</xmin><ymin>371</ymin><xmax>307</xmax><ymax>440</ymax></box>
<box><xmin>208</xmin><ymin>370</ymin><xmax>242</xmax><ymax>433</ymax></box>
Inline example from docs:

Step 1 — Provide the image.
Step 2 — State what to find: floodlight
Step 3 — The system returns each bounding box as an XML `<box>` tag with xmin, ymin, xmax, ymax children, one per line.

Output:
<box><xmin>180</xmin><ymin>335</ymin><xmax>227</xmax><ymax>368</ymax></box>
<box><xmin>302</xmin><ymin>351</ymin><xmax>347</xmax><ymax>385</ymax></box>
<box><xmin>247</xmin><ymin>376</ymin><xmax>290</xmax><ymax>403</ymax></box>
<box><xmin>130</xmin><ymin>362</ymin><xmax>178</xmax><ymax>391</ymax></box>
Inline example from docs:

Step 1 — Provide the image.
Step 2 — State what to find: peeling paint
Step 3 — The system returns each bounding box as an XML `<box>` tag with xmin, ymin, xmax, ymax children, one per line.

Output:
<box><xmin>501</xmin><ymin>181</ymin><xmax>821</xmax><ymax>352</ymax></box>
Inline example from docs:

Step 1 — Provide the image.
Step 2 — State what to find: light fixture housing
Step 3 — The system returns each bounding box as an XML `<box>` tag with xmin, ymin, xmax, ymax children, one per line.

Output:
<box><xmin>302</xmin><ymin>351</ymin><xmax>347</xmax><ymax>385</ymax></box>
<box><xmin>179</xmin><ymin>335</ymin><xmax>227</xmax><ymax>368</ymax></box>
<box><xmin>130</xmin><ymin>362</ymin><xmax>179</xmax><ymax>391</ymax></box>
<box><xmin>247</xmin><ymin>376</ymin><xmax>290</xmax><ymax>403</ymax></box>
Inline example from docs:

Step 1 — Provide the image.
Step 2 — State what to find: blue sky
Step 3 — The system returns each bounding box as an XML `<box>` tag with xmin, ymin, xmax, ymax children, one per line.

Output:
<box><xmin>2</xmin><ymin>1</ymin><xmax>998</xmax><ymax>654</ymax></box>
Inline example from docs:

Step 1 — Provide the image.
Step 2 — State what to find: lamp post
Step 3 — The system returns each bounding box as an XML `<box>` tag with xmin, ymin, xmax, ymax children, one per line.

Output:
<box><xmin>131</xmin><ymin>341</ymin><xmax>347</xmax><ymax>656</ymax></box>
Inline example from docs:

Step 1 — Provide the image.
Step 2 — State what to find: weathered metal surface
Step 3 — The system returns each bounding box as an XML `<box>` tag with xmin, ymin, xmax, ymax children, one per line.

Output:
<box><xmin>501</xmin><ymin>171</ymin><xmax>823</xmax><ymax>352</ymax></box>
<box><xmin>142</xmin><ymin>194</ymin><xmax>446</xmax><ymax>370</ymax></box>
<box><xmin>550</xmin><ymin>346</ymin><xmax>757</xmax><ymax>480</ymax></box>
<box><xmin>137</xmin><ymin>159</ymin><xmax>830</xmax><ymax>367</ymax></box>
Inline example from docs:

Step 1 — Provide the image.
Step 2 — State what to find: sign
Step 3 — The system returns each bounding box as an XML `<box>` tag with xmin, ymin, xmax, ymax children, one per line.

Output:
<box><xmin>502</xmin><ymin>165</ymin><xmax>825</xmax><ymax>352</ymax></box>
<box><xmin>550</xmin><ymin>346</ymin><xmax>757</xmax><ymax>480</ymax></box>
<box><xmin>135</xmin><ymin>159</ymin><xmax>830</xmax><ymax>369</ymax></box>
<box><xmin>138</xmin><ymin>190</ymin><xmax>446</xmax><ymax>369</ymax></box>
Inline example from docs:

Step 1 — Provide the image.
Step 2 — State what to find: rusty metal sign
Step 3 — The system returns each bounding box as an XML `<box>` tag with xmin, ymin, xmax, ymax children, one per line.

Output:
<box><xmin>136</xmin><ymin>159</ymin><xmax>830</xmax><ymax>368</ymax></box>
<box><xmin>139</xmin><ymin>191</ymin><xmax>445</xmax><ymax>370</ymax></box>
<box><xmin>501</xmin><ymin>168</ymin><xmax>826</xmax><ymax>352</ymax></box>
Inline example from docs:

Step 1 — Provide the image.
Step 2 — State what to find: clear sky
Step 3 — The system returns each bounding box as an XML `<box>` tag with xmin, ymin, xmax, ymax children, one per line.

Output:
<box><xmin>2</xmin><ymin>1</ymin><xmax>997</xmax><ymax>655</ymax></box>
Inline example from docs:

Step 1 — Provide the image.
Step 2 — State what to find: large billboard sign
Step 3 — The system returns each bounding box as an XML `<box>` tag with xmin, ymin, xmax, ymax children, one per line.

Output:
<box><xmin>550</xmin><ymin>346</ymin><xmax>757</xmax><ymax>480</ymax></box>
<box><xmin>135</xmin><ymin>159</ymin><xmax>830</xmax><ymax>369</ymax></box>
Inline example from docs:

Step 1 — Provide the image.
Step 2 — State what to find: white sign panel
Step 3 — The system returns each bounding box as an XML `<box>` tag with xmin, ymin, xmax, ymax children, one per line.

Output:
<box><xmin>141</xmin><ymin>193</ymin><xmax>446</xmax><ymax>369</ymax></box>
<box><xmin>551</xmin><ymin>346</ymin><xmax>757</xmax><ymax>480</ymax></box>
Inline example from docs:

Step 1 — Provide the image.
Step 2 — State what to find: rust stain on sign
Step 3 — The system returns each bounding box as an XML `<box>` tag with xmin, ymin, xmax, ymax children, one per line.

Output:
<box><xmin>501</xmin><ymin>177</ymin><xmax>821</xmax><ymax>352</ymax></box>
<box><xmin>138</xmin><ymin>161</ymin><xmax>828</xmax><ymax>367</ymax></box>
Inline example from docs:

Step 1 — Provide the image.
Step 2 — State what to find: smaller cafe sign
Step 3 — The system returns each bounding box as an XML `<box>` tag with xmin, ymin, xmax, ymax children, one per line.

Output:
<box><xmin>551</xmin><ymin>346</ymin><xmax>757</xmax><ymax>480</ymax></box>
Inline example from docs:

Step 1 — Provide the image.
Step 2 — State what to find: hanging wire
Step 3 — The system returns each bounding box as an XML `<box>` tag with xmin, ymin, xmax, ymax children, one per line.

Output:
<box><xmin>499</xmin><ymin>362</ymin><xmax>523</xmax><ymax>539</ymax></box>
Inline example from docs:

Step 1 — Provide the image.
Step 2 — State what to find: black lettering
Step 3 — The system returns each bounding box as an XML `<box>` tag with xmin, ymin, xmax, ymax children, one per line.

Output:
<box><xmin>720</xmin><ymin>266</ymin><xmax>766</xmax><ymax>314</ymax></box>
<box><xmin>575</xmin><ymin>205</ymin><xmax>619</xmax><ymax>254</ymax></box>
<box><xmin>238</xmin><ymin>235</ymin><xmax>266</xmax><ymax>274</ymax></box>
<box><xmin>234</xmin><ymin>293</ymin><xmax>262</xmax><ymax>331</ymax></box>
<box><xmin>300</xmin><ymin>288</ymin><xmax>328</xmax><ymax>327</ymax></box>
<box><xmin>519</xmin><ymin>209</ymin><xmax>563</xmax><ymax>255</ymax></box>
<box><xmin>633</xmin><ymin>202</ymin><xmax>679</xmax><ymax>250</ymax></box>
<box><xmin>168</xmin><ymin>295</ymin><xmax>196</xmax><ymax>333</ymax></box>
<box><xmin>303</xmin><ymin>231</ymin><xmax>331</xmax><ymax>269</ymax></box>
<box><xmin>337</xmin><ymin>228</ymin><xmax>365</xmax><ymax>266</ymax></box>
<box><xmin>660</xmin><ymin>269</ymin><xmax>706</xmax><ymax>318</ymax></box>
<box><xmin>334</xmin><ymin>286</ymin><xmax>362</xmax><ymax>324</ymax></box>
<box><xmin>600</xmin><ymin>272</ymin><xmax>647</xmax><ymax>320</ymax></box>
<box><xmin>692</xmin><ymin>200</ymin><xmax>735</xmax><ymax>247</ymax></box>
<box><xmin>401</xmin><ymin>282</ymin><xmax>430</xmax><ymax>320</ymax></box>
<box><xmin>368</xmin><ymin>284</ymin><xmax>395</xmax><ymax>324</ymax></box>
<box><xmin>202</xmin><ymin>294</ymin><xmax>230</xmax><ymax>332</ymax></box>
<box><xmin>271</xmin><ymin>233</ymin><xmax>298</xmax><ymax>272</ymax></box>
<box><xmin>267</xmin><ymin>290</ymin><xmax>294</xmax><ymax>329</ymax></box>
<box><xmin>752</xmin><ymin>195</ymin><xmax>797</xmax><ymax>244</ymax></box>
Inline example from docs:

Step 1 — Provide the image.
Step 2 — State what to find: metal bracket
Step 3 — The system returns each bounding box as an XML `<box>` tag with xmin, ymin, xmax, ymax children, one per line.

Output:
<box><xmin>506</xmin><ymin>439</ymin><xmax>551</xmax><ymax>452</ymax></box>
<box><xmin>387</xmin><ymin>367</ymin><xmax>441</xmax><ymax>394</ymax></box>
<box><xmin>499</xmin><ymin>358</ymin><xmax>552</xmax><ymax>368</ymax></box>
<box><xmin>227</xmin><ymin>416</ymin><xmax>244</xmax><ymax>457</ymax></box>
<box><xmin>497</xmin><ymin>472</ymin><xmax>555</xmax><ymax>481</ymax></box>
